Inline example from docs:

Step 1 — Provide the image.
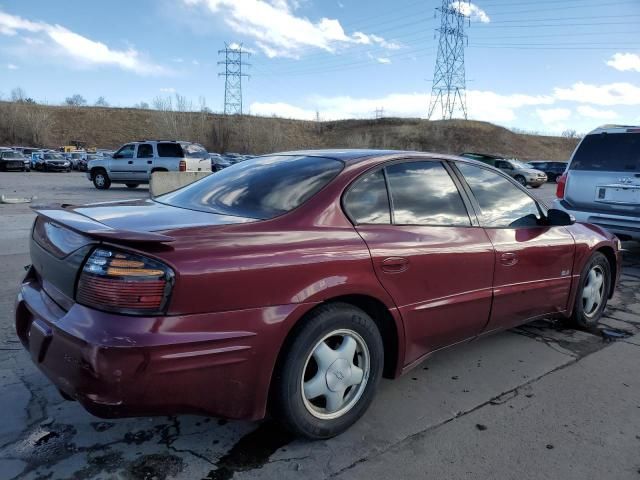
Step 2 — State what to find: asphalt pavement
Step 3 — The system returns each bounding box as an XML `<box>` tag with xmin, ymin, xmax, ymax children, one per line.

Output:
<box><xmin>0</xmin><ymin>172</ymin><xmax>639</xmax><ymax>480</ymax></box>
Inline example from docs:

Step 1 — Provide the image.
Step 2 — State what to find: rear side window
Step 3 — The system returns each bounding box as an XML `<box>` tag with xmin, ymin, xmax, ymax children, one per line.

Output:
<box><xmin>344</xmin><ymin>169</ymin><xmax>390</xmax><ymax>224</ymax></box>
<box><xmin>386</xmin><ymin>161</ymin><xmax>470</xmax><ymax>226</ymax></box>
<box><xmin>137</xmin><ymin>144</ymin><xmax>153</xmax><ymax>158</ymax></box>
<box><xmin>457</xmin><ymin>163</ymin><xmax>541</xmax><ymax>228</ymax></box>
<box><xmin>571</xmin><ymin>133</ymin><xmax>640</xmax><ymax>172</ymax></box>
<box><xmin>157</xmin><ymin>155</ymin><xmax>343</xmax><ymax>219</ymax></box>
<box><xmin>157</xmin><ymin>143</ymin><xmax>183</xmax><ymax>158</ymax></box>
<box><xmin>181</xmin><ymin>143</ymin><xmax>209</xmax><ymax>158</ymax></box>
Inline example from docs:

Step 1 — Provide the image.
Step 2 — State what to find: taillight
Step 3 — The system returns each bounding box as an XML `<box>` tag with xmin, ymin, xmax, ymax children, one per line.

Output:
<box><xmin>179</xmin><ymin>160</ymin><xmax>186</xmax><ymax>172</ymax></box>
<box><xmin>76</xmin><ymin>248</ymin><xmax>174</xmax><ymax>315</ymax></box>
<box><xmin>556</xmin><ymin>173</ymin><xmax>567</xmax><ymax>199</ymax></box>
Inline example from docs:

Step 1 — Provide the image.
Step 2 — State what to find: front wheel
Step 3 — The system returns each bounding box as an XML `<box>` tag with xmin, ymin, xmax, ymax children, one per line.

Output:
<box><xmin>515</xmin><ymin>175</ymin><xmax>527</xmax><ymax>187</ymax></box>
<box><xmin>93</xmin><ymin>170</ymin><xmax>111</xmax><ymax>190</ymax></box>
<box><xmin>272</xmin><ymin>303</ymin><xmax>383</xmax><ymax>439</ymax></box>
<box><xmin>571</xmin><ymin>252</ymin><xmax>611</xmax><ymax>328</ymax></box>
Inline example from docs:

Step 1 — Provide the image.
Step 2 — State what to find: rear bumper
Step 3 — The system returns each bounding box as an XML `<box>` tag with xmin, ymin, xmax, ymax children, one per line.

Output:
<box><xmin>553</xmin><ymin>199</ymin><xmax>640</xmax><ymax>240</ymax></box>
<box><xmin>15</xmin><ymin>272</ymin><xmax>313</xmax><ymax>420</ymax></box>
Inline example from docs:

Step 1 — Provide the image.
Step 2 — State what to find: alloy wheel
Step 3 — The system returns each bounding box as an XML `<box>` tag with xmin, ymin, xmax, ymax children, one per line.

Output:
<box><xmin>582</xmin><ymin>265</ymin><xmax>605</xmax><ymax>318</ymax></box>
<box><xmin>301</xmin><ymin>329</ymin><xmax>370</xmax><ymax>420</ymax></box>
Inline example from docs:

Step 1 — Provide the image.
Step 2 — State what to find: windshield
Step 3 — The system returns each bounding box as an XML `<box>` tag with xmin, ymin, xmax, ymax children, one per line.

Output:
<box><xmin>157</xmin><ymin>155</ymin><xmax>344</xmax><ymax>219</ymax></box>
<box><xmin>508</xmin><ymin>160</ymin><xmax>531</xmax><ymax>169</ymax></box>
<box><xmin>44</xmin><ymin>154</ymin><xmax>65</xmax><ymax>160</ymax></box>
<box><xmin>570</xmin><ymin>133</ymin><xmax>640</xmax><ymax>172</ymax></box>
<box><xmin>3</xmin><ymin>152</ymin><xmax>25</xmax><ymax>159</ymax></box>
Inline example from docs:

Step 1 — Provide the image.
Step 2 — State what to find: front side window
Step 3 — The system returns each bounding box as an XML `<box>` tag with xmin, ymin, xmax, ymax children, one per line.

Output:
<box><xmin>158</xmin><ymin>155</ymin><xmax>343</xmax><ymax>219</ymax></box>
<box><xmin>115</xmin><ymin>144</ymin><xmax>135</xmax><ymax>159</ymax></box>
<box><xmin>457</xmin><ymin>163</ymin><xmax>541</xmax><ymax>228</ymax></box>
<box><xmin>137</xmin><ymin>144</ymin><xmax>153</xmax><ymax>158</ymax></box>
<box><xmin>386</xmin><ymin>161</ymin><xmax>470</xmax><ymax>226</ymax></box>
<box><xmin>344</xmin><ymin>169</ymin><xmax>390</xmax><ymax>224</ymax></box>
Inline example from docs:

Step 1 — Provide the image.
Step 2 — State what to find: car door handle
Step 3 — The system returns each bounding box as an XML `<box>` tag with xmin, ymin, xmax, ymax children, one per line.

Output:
<box><xmin>381</xmin><ymin>257</ymin><xmax>409</xmax><ymax>273</ymax></box>
<box><xmin>500</xmin><ymin>252</ymin><xmax>518</xmax><ymax>266</ymax></box>
<box><xmin>147</xmin><ymin>160</ymin><xmax>152</xmax><ymax>164</ymax></box>
<box><xmin>128</xmin><ymin>160</ymin><xmax>133</xmax><ymax>164</ymax></box>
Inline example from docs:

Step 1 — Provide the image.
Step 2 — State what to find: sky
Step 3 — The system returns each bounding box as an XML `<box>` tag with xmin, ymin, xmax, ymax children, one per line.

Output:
<box><xmin>0</xmin><ymin>0</ymin><xmax>639</xmax><ymax>134</ymax></box>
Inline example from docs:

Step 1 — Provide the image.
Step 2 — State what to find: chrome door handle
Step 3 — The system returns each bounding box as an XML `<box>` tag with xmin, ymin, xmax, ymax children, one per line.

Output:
<box><xmin>500</xmin><ymin>252</ymin><xmax>518</xmax><ymax>266</ymax></box>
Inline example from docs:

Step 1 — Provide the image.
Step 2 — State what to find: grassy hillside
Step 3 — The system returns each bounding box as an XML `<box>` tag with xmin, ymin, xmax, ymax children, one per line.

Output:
<box><xmin>0</xmin><ymin>102</ymin><xmax>578</xmax><ymax>160</ymax></box>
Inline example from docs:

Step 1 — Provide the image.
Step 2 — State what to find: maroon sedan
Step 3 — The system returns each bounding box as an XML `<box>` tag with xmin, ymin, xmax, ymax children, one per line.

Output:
<box><xmin>16</xmin><ymin>150</ymin><xmax>621</xmax><ymax>438</ymax></box>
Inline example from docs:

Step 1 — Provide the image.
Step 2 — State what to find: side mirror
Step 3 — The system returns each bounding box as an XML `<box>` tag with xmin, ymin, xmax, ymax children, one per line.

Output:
<box><xmin>546</xmin><ymin>208</ymin><xmax>575</xmax><ymax>226</ymax></box>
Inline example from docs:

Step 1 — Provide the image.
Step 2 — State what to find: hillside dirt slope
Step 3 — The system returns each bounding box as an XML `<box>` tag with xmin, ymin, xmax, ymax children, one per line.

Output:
<box><xmin>0</xmin><ymin>102</ymin><xmax>578</xmax><ymax>160</ymax></box>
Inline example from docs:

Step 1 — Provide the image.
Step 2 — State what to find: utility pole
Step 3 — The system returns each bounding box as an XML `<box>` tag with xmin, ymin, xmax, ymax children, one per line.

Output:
<box><xmin>218</xmin><ymin>43</ymin><xmax>250</xmax><ymax>115</ymax></box>
<box><xmin>428</xmin><ymin>1</ymin><xmax>469</xmax><ymax>120</ymax></box>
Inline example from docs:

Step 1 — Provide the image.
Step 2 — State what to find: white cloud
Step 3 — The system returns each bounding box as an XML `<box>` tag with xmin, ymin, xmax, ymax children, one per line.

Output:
<box><xmin>469</xmin><ymin>91</ymin><xmax>554</xmax><ymax>122</ymax></box>
<box><xmin>576</xmin><ymin>105</ymin><xmax>618</xmax><ymax>120</ymax></box>
<box><xmin>183</xmin><ymin>0</ymin><xmax>398</xmax><ymax>57</ymax></box>
<box><xmin>451</xmin><ymin>1</ymin><xmax>490</xmax><ymax>23</ymax></box>
<box><xmin>160</xmin><ymin>87</ymin><xmax>176</xmax><ymax>93</ymax></box>
<box><xmin>250</xmin><ymin>101</ymin><xmax>316</xmax><ymax>119</ymax></box>
<box><xmin>7</xmin><ymin>63</ymin><xmax>18</xmax><ymax>70</ymax></box>
<box><xmin>606</xmin><ymin>53</ymin><xmax>640</xmax><ymax>73</ymax></box>
<box><xmin>377</xmin><ymin>57</ymin><xmax>391</xmax><ymax>64</ymax></box>
<box><xmin>536</xmin><ymin>108</ymin><xmax>571</xmax><ymax>125</ymax></box>
<box><xmin>0</xmin><ymin>10</ymin><xmax>165</xmax><ymax>75</ymax></box>
<box><xmin>554</xmin><ymin>82</ymin><xmax>640</xmax><ymax>106</ymax></box>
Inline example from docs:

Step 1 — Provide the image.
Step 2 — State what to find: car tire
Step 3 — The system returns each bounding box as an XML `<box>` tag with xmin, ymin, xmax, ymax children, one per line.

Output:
<box><xmin>93</xmin><ymin>170</ymin><xmax>111</xmax><ymax>190</ymax></box>
<box><xmin>125</xmin><ymin>183</ymin><xmax>140</xmax><ymax>189</ymax></box>
<box><xmin>532</xmin><ymin>184</ymin><xmax>542</xmax><ymax>189</ymax></box>
<box><xmin>571</xmin><ymin>252</ymin><xmax>611</xmax><ymax>329</ymax></box>
<box><xmin>272</xmin><ymin>302</ymin><xmax>384</xmax><ymax>439</ymax></box>
<box><xmin>514</xmin><ymin>175</ymin><xmax>527</xmax><ymax>187</ymax></box>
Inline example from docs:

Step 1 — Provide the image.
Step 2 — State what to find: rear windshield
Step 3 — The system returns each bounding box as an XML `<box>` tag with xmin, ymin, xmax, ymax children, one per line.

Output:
<box><xmin>181</xmin><ymin>143</ymin><xmax>209</xmax><ymax>159</ymax></box>
<box><xmin>570</xmin><ymin>133</ymin><xmax>640</xmax><ymax>172</ymax></box>
<box><xmin>157</xmin><ymin>155</ymin><xmax>344</xmax><ymax>219</ymax></box>
<box><xmin>157</xmin><ymin>143</ymin><xmax>184</xmax><ymax>158</ymax></box>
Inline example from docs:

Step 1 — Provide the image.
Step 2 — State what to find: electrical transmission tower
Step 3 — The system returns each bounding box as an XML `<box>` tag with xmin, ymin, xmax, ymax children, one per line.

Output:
<box><xmin>374</xmin><ymin>107</ymin><xmax>385</xmax><ymax>119</ymax></box>
<box><xmin>427</xmin><ymin>1</ymin><xmax>469</xmax><ymax>120</ymax></box>
<box><xmin>218</xmin><ymin>43</ymin><xmax>250</xmax><ymax>115</ymax></box>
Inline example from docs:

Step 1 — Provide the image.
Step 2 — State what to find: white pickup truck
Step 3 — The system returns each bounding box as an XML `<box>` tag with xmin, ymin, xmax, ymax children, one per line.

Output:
<box><xmin>87</xmin><ymin>140</ymin><xmax>211</xmax><ymax>189</ymax></box>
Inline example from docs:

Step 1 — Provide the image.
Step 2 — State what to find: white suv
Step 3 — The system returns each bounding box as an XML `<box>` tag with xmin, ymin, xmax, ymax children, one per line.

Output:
<box><xmin>87</xmin><ymin>140</ymin><xmax>211</xmax><ymax>190</ymax></box>
<box><xmin>553</xmin><ymin>125</ymin><xmax>640</xmax><ymax>240</ymax></box>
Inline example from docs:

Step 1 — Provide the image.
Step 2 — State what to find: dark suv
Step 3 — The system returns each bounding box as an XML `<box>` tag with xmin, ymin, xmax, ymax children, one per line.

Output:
<box><xmin>527</xmin><ymin>161</ymin><xmax>567</xmax><ymax>182</ymax></box>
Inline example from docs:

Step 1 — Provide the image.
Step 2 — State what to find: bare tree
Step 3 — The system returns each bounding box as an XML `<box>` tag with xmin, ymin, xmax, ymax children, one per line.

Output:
<box><xmin>10</xmin><ymin>87</ymin><xmax>26</xmax><ymax>102</ymax></box>
<box><xmin>65</xmin><ymin>94</ymin><xmax>87</xmax><ymax>107</ymax></box>
<box><xmin>134</xmin><ymin>101</ymin><xmax>150</xmax><ymax>109</ymax></box>
<box><xmin>94</xmin><ymin>96</ymin><xmax>109</xmax><ymax>107</ymax></box>
<box><xmin>561</xmin><ymin>129</ymin><xmax>579</xmax><ymax>139</ymax></box>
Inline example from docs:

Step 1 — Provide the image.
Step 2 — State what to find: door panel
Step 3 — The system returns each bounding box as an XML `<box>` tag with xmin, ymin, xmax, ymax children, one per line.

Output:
<box><xmin>357</xmin><ymin>225</ymin><xmax>495</xmax><ymax>365</ymax></box>
<box><xmin>483</xmin><ymin>226</ymin><xmax>575</xmax><ymax>332</ymax></box>
<box><xmin>132</xmin><ymin>143</ymin><xmax>154</xmax><ymax>182</ymax></box>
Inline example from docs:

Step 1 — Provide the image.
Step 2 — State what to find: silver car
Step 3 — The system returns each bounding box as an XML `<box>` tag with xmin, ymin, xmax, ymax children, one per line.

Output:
<box><xmin>459</xmin><ymin>153</ymin><xmax>547</xmax><ymax>188</ymax></box>
<box><xmin>87</xmin><ymin>140</ymin><xmax>211</xmax><ymax>190</ymax></box>
<box><xmin>553</xmin><ymin>125</ymin><xmax>640</xmax><ymax>241</ymax></box>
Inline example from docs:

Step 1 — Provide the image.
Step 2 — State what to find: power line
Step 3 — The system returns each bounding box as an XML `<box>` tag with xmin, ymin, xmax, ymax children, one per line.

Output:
<box><xmin>428</xmin><ymin>1</ymin><xmax>469</xmax><ymax>120</ymax></box>
<box><xmin>217</xmin><ymin>42</ymin><xmax>250</xmax><ymax>115</ymax></box>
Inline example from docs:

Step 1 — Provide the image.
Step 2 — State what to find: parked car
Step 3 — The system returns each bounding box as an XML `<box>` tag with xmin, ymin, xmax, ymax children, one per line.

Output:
<box><xmin>87</xmin><ymin>140</ymin><xmax>211</xmax><ymax>189</ymax></box>
<box><xmin>553</xmin><ymin>125</ymin><xmax>640</xmax><ymax>240</ymax></box>
<box><xmin>0</xmin><ymin>149</ymin><xmax>29</xmax><ymax>171</ymax></box>
<box><xmin>15</xmin><ymin>150</ymin><xmax>621</xmax><ymax>438</ymax></box>
<box><xmin>67</xmin><ymin>151</ymin><xmax>87</xmax><ymax>170</ymax></box>
<box><xmin>210</xmin><ymin>153</ymin><xmax>232</xmax><ymax>172</ymax></box>
<box><xmin>527</xmin><ymin>161</ymin><xmax>568</xmax><ymax>182</ymax></box>
<box><xmin>79</xmin><ymin>154</ymin><xmax>98</xmax><ymax>172</ymax></box>
<box><xmin>35</xmin><ymin>153</ymin><xmax>72</xmax><ymax>172</ymax></box>
<box><xmin>459</xmin><ymin>152</ymin><xmax>547</xmax><ymax>188</ymax></box>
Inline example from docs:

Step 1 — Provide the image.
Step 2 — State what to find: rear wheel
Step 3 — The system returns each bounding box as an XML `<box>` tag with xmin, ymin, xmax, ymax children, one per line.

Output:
<box><xmin>515</xmin><ymin>175</ymin><xmax>527</xmax><ymax>187</ymax></box>
<box><xmin>571</xmin><ymin>252</ymin><xmax>611</xmax><ymax>328</ymax></box>
<box><xmin>93</xmin><ymin>170</ymin><xmax>111</xmax><ymax>190</ymax></box>
<box><xmin>126</xmin><ymin>183</ymin><xmax>140</xmax><ymax>189</ymax></box>
<box><xmin>272</xmin><ymin>303</ymin><xmax>383</xmax><ymax>439</ymax></box>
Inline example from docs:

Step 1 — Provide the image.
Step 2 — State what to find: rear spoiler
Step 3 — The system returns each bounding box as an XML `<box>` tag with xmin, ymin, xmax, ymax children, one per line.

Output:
<box><xmin>31</xmin><ymin>205</ymin><xmax>175</xmax><ymax>243</ymax></box>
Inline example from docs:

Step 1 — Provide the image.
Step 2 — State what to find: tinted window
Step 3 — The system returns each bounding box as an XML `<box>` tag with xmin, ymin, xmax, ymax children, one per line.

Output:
<box><xmin>386</xmin><ymin>161</ymin><xmax>470</xmax><ymax>226</ymax></box>
<box><xmin>457</xmin><ymin>163</ymin><xmax>541</xmax><ymax>228</ymax></box>
<box><xmin>115</xmin><ymin>144</ymin><xmax>135</xmax><ymax>159</ymax></box>
<box><xmin>157</xmin><ymin>143</ymin><xmax>183</xmax><ymax>158</ymax></box>
<box><xmin>137</xmin><ymin>144</ymin><xmax>153</xmax><ymax>158</ymax></box>
<box><xmin>344</xmin><ymin>169</ymin><xmax>390</xmax><ymax>224</ymax></box>
<box><xmin>571</xmin><ymin>133</ymin><xmax>640</xmax><ymax>172</ymax></box>
<box><xmin>181</xmin><ymin>143</ymin><xmax>209</xmax><ymax>158</ymax></box>
<box><xmin>158</xmin><ymin>155</ymin><xmax>343</xmax><ymax>219</ymax></box>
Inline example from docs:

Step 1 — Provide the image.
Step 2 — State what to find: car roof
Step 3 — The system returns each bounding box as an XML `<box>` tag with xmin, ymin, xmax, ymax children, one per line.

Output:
<box><xmin>264</xmin><ymin>149</ymin><xmax>469</xmax><ymax>164</ymax></box>
<box><xmin>588</xmin><ymin>125</ymin><xmax>640</xmax><ymax>135</ymax></box>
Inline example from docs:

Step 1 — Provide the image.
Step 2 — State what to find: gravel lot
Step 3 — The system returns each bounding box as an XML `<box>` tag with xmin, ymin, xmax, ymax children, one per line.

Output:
<box><xmin>1</xmin><ymin>171</ymin><xmax>639</xmax><ymax>480</ymax></box>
